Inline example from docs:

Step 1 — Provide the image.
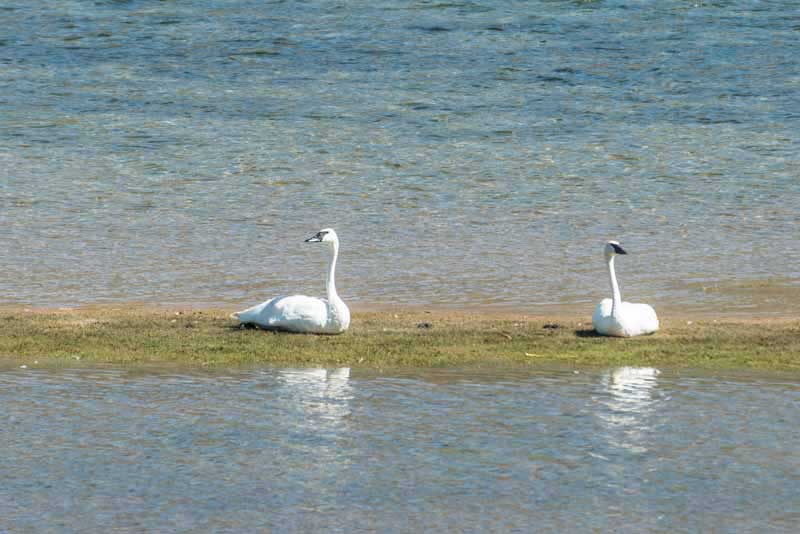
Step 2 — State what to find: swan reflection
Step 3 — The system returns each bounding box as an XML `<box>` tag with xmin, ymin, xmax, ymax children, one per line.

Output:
<box><xmin>277</xmin><ymin>367</ymin><xmax>352</xmax><ymax>423</ymax></box>
<box><xmin>596</xmin><ymin>367</ymin><xmax>661</xmax><ymax>453</ymax></box>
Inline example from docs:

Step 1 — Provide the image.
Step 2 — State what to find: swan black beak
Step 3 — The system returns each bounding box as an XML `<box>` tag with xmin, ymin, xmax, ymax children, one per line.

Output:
<box><xmin>611</xmin><ymin>243</ymin><xmax>627</xmax><ymax>255</ymax></box>
<box><xmin>305</xmin><ymin>232</ymin><xmax>323</xmax><ymax>243</ymax></box>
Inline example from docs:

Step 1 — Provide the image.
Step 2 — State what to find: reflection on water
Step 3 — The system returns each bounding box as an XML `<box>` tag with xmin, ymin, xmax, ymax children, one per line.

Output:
<box><xmin>275</xmin><ymin>367</ymin><xmax>353</xmax><ymax>468</ymax></box>
<box><xmin>1</xmin><ymin>366</ymin><xmax>799</xmax><ymax>532</ymax></box>
<box><xmin>597</xmin><ymin>367</ymin><xmax>661</xmax><ymax>454</ymax></box>
<box><xmin>277</xmin><ymin>367</ymin><xmax>352</xmax><ymax>423</ymax></box>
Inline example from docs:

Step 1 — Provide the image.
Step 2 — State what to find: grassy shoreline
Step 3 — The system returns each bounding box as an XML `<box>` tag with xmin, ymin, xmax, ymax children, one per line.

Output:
<box><xmin>1</xmin><ymin>307</ymin><xmax>798</xmax><ymax>370</ymax></box>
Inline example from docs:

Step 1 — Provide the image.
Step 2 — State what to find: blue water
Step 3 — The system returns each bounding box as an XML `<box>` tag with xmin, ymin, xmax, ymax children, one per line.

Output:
<box><xmin>1</xmin><ymin>366</ymin><xmax>799</xmax><ymax>532</ymax></box>
<box><xmin>1</xmin><ymin>0</ymin><xmax>799</xmax><ymax>313</ymax></box>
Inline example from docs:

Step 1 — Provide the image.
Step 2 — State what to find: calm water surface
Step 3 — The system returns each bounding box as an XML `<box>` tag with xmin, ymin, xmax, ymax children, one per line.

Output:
<box><xmin>1</xmin><ymin>366</ymin><xmax>799</xmax><ymax>532</ymax></box>
<box><xmin>1</xmin><ymin>0</ymin><xmax>799</xmax><ymax>313</ymax></box>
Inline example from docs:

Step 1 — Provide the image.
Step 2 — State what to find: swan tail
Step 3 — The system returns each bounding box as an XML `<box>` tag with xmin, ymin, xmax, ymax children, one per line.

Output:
<box><xmin>231</xmin><ymin>300</ymin><xmax>273</xmax><ymax>324</ymax></box>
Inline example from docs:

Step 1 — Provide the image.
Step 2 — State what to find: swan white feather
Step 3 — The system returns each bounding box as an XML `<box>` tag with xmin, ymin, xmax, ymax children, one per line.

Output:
<box><xmin>592</xmin><ymin>241</ymin><xmax>659</xmax><ymax>338</ymax></box>
<box><xmin>232</xmin><ymin>228</ymin><xmax>350</xmax><ymax>334</ymax></box>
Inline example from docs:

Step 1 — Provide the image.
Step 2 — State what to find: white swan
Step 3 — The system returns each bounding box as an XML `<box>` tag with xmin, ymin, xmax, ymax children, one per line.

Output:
<box><xmin>231</xmin><ymin>228</ymin><xmax>350</xmax><ymax>334</ymax></box>
<box><xmin>592</xmin><ymin>241</ymin><xmax>659</xmax><ymax>337</ymax></box>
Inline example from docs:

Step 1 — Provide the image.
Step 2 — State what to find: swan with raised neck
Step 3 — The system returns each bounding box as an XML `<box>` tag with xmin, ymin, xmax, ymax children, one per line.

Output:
<box><xmin>592</xmin><ymin>241</ymin><xmax>659</xmax><ymax>337</ymax></box>
<box><xmin>232</xmin><ymin>228</ymin><xmax>350</xmax><ymax>334</ymax></box>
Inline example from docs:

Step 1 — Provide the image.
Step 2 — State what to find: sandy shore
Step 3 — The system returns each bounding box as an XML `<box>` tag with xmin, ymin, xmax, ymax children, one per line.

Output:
<box><xmin>3</xmin><ymin>300</ymin><xmax>798</xmax><ymax>323</ymax></box>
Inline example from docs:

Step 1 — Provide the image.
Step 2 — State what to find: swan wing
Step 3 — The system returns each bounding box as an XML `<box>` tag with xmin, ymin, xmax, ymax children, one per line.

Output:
<box><xmin>233</xmin><ymin>295</ymin><xmax>329</xmax><ymax>332</ymax></box>
<box><xmin>622</xmin><ymin>302</ymin><xmax>659</xmax><ymax>336</ymax></box>
<box><xmin>593</xmin><ymin>299</ymin><xmax>658</xmax><ymax>337</ymax></box>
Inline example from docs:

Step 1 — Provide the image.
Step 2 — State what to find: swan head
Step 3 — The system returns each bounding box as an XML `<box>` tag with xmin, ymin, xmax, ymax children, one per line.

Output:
<box><xmin>604</xmin><ymin>240</ymin><xmax>628</xmax><ymax>259</ymax></box>
<box><xmin>305</xmin><ymin>228</ymin><xmax>338</xmax><ymax>246</ymax></box>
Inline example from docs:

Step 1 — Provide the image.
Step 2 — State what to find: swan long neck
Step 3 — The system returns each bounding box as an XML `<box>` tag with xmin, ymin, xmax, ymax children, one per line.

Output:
<box><xmin>326</xmin><ymin>241</ymin><xmax>339</xmax><ymax>303</ymax></box>
<box><xmin>607</xmin><ymin>256</ymin><xmax>622</xmax><ymax>316</ymax></box>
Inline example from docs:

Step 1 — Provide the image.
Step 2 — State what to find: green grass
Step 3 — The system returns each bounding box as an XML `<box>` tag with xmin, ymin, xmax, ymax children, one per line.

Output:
<box><xmin>1</xmin><ymin>308</ymin><xmax>799</xmax><ymax>370</ymax></box>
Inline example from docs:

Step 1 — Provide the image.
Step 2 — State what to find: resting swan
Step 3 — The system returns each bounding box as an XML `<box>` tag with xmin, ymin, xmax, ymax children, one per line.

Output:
<box><xmin>592</xmin><ymin>241</ymin><xmax>659</xmax><ymax>337</ymax></box>
<box><xmin>231</xmin><ymin>228</ymin><xmax>350</xmax><ymax>334</ymax></box>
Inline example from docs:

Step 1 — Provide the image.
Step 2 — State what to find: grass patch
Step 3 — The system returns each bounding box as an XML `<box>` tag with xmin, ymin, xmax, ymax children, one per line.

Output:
<box><xmin>0</xmin><ymin>308</ymin><xmax>798</xmax><ymax>370</ymax></box>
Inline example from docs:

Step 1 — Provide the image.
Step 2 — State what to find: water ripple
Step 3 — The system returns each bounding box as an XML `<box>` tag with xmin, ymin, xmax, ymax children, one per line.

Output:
<box><xmin>1</xmin><ymin>366</ymin><xmax>800</xmax><ymax>531</ymax></box>
<box><xmin>0</xmin><ymin>1</ymin><xmax>798</xmax><ymax>314</ymax></box>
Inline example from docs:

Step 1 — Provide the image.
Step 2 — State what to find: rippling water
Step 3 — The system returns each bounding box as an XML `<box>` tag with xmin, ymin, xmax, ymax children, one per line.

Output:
<box><xmin>1</xmin><ymin>366</ymin><xmax>798</xmax><ymax>532</ymax></box>
<box><xmin>1</xmin><ymin>1</ymin><xmax>798</xmax><ymax>313</ymax></box>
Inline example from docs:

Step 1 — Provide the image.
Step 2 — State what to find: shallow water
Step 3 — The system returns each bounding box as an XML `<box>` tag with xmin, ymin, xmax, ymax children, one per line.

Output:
<box><xmin>1</xmin><ymin>366</ymin><xmax>798</xmax><ymax>532</ymax></box>
<box><xmin>1</xmin><ymin>0</ymin><xmax>799</xmax><ymax>313</ymax></box>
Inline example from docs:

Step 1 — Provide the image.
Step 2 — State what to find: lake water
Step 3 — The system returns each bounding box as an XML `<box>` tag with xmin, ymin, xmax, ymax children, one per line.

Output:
<box><xmin>1</xmin><ymin>366</ymin><xmax>798</xmax><ymax>532</ymax></box>
<box><xmin>1</xmin><ymin>0</ymin><xmax>799</xmax><ymax>314</ymax></box>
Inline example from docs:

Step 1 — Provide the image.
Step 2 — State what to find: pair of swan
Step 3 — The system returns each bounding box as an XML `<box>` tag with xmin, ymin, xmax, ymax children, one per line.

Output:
<box><xmin>232</xmin><ymin>230</ymin><xmax>658</xmax><ymax>338</ymax></box>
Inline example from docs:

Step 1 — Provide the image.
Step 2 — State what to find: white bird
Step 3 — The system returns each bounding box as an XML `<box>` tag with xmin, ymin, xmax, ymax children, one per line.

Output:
<box><xmin>592</xmin><ymin>241</ymin><xmax>659</xmax><ymax>337</ymax></box>
<box><xmin>231</xmin><ymin>228</ymin><xmax>350</xmax><ymax>334</ymax></box>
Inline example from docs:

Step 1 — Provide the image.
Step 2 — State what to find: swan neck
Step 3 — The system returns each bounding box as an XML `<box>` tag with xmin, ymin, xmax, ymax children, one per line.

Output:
<box><xmin>608</xmin><ymin>256</ymin><xmax>622</xmax><ymax>316</ymax></box>
<box><xmin>326</xmin><ymin>242</ymin><xmax>339</xmax><ymax>303</ymax></box>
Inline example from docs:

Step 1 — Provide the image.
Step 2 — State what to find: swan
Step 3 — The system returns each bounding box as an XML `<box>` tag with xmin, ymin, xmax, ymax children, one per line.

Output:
<box><xmin>231</xmin><ymin>228</ymin><xmax>350</xmax><ymax>334</ymax></box>
<box><xmin>592</xmin><ymin>241</ymin><xmax>659</xmax><ymax>337</ymax></box>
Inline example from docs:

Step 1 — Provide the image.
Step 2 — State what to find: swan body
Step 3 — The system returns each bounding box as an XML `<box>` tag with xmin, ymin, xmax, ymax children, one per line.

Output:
<box><xmin>232</xmin><ymin>228</ymin><xmax>350</xmax><ymax>334</ymax></box>
<box><xmin>592</xmin><ymin>241</ymin><xmax>659</xmax><ymax>338</ymax></box>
